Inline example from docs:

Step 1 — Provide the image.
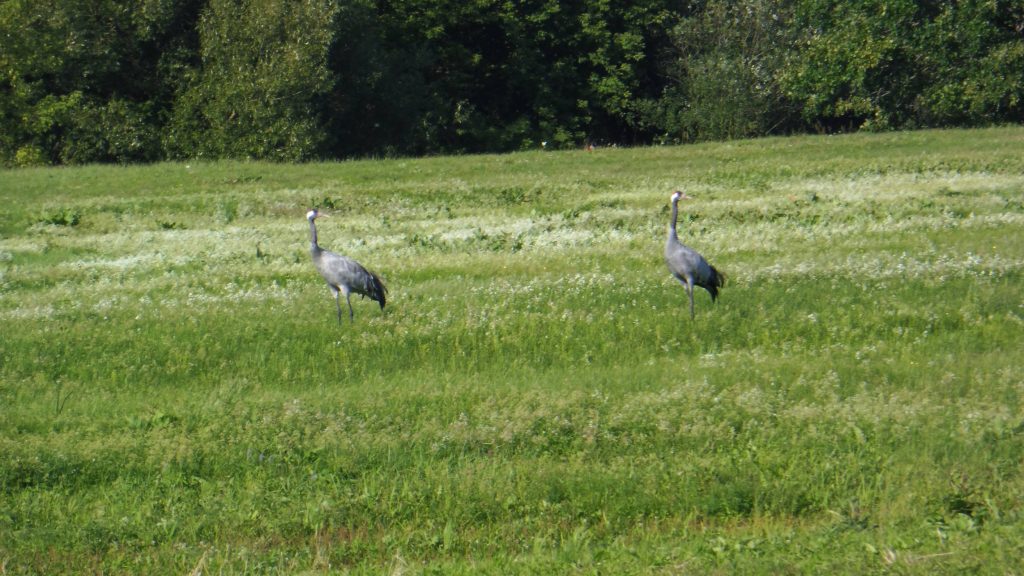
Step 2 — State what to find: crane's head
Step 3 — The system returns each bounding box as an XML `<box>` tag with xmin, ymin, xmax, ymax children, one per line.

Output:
<box><xmin>670</xmin><ymin>190</ymin><xmax>691</xmax><ymax>203</ymax></box>
<box><xmin>306</xmin><ymin>208</ymin><xmax>320</xmax><ymax>221</ymax></box>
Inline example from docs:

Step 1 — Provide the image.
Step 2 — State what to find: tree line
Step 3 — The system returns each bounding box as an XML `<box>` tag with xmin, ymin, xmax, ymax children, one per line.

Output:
<box><xmin>2</xmin><ymin>0</ymin><xmax>1022</xmax><ymax>166</ymax></box>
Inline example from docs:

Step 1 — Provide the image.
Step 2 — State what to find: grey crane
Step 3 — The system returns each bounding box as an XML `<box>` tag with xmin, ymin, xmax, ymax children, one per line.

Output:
<box><xmin>307</xmin><ymin>208</ymin><xmax>387</xmax><ymax>323</ymax></box>
<box><xmin>665</xmin><ymin>190</ymin><xmax>725</xmax><ymax>319</ymax></box>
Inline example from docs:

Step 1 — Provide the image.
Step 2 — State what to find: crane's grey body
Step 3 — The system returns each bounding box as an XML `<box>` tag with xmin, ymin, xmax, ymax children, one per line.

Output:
<box><xmin>665</xmin><ymin>191</ymin><xmax>724</xmax><ymax>319</ymax></box>
<box><xmin>307</xmin><ymin>209</ymin><xmax>387</xmax><ymax>323</ymax></box>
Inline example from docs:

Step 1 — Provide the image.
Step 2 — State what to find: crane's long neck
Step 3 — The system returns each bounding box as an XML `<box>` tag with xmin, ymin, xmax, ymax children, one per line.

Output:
<box><xmin>668</xmin><ymin>199</ymin><xmax>680</xmax><ymax>241</ymax></box>
<box><xmin>309</xmin><ymin>219</ymin><xmax>321</xmax><ymax>254</ymax></box>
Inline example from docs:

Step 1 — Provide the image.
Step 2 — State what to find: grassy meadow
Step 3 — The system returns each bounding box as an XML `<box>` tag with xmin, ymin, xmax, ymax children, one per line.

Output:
<box><xmin>1</xmin><ymin>127</ymin><xmax>1023</xmax><ymax>574</ymax></box>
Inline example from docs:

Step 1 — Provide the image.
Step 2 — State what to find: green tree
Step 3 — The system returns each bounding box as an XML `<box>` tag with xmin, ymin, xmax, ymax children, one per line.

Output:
<box><xmin>575</xmin><ymin>0</ymin><xmax>680</xmax><ymax>144</ymax></box>
<box><xmin>779</xmin><ymin>0</ymin><xmax>1024</xmax><ymax>132</ymax></box>
<box><xmin>165</xmin><ymin>0</ymin><xmax>338</xmax><ymax>161</ymax></box>
<box><xmin>3</xmin><ymin>0</ymin><xmax>1021</xmax><ymax>164</ymax></box>
<box><xmin>323</xmin><ymin>0</ymin><xmax>437</xmax><ymax>156</ymax></box>
<box><xmin>321</xmin><ymin>0</ymin><xmax>684</xmax><ymax>155</ymax></box>
<box><xmin>0</xmin><ymin>0</ymin><xmax>200</xmax><ymax>164</ymax></box>
<box><xmin>915</xmin><ymin>0</ymin><xmax>1024</xmax><ymax>126</ymax></box>
<box><xmin>646</xmin><ymin>0</ymin><xmax>797</xmax><ymax>143</ymax></box>
<box><xmin>779</xmin><ymin>0</ymin><xmax>915</xmax><ymax>131</ymax></box>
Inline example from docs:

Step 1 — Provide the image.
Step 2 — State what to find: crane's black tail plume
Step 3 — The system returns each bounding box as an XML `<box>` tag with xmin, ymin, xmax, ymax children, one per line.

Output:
<box><xmin>368</xmin><ymin>271</ymin><xmax>388</xmax><ymax>310</ymax></box>
<box><xmin>705</xmin><ymin>265</ymin><xmax>726</xmax><ymax>302</ymax></box>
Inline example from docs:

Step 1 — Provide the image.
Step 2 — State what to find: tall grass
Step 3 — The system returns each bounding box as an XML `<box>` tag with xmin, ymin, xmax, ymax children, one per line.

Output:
<box><xmin>2</xmin><ymin>128</ymin><xmax>1023</xmax><ymax>573</ymax></box>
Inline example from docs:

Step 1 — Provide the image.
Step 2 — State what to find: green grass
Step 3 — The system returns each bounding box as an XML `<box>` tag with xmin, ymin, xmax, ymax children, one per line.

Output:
<box><xmin>2</xmin><ymin>127</ymin><xmax>1023</xmax><ymax>574</ymax></box>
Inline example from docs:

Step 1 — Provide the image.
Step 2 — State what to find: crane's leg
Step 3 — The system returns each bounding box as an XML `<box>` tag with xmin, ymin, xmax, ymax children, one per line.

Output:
<box><xmin>675</xmin><ymin>276</ymin><xmax>696</xmax><ymax>320</ymax></box>
<box><xmin>340</xmin><ymin>285</ymin><xmax>354</xmax><ymax>322</ymax></box>
<box><xmin>686</xmin><ymin>279</ymin><xmax>695</xmax><ymax>320</ymax></box>
<box><xmin>330</xmin><ymin>287</ymin><xmax>343</xmax><ymax>324</ymax></box>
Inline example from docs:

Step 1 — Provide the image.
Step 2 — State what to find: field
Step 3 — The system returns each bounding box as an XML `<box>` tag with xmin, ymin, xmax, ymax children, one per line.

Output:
<box><xmin>1</xmin><ymin>127</ymin><xmax>1023</xmax><ymax>574</ymax></box>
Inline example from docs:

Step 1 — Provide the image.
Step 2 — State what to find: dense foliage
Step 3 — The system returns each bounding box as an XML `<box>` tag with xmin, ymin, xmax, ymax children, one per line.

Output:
<box><xmin>2</xmin><ymin>0</ymin><xmax>1023</xmax><ymax>164</ymax></box>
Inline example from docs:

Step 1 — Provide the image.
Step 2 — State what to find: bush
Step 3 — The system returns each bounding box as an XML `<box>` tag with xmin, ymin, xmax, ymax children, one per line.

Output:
<box><xmin>652</xmin><ymin>0</ymin><xmax>798</xmax><ymax>143</ymax></box>
<box><xmin>14</xmin><ymin>146</ymin><xmax>47</xmax><ymax>167</ymax></box>
<box><xmin>60</xmin><ymin>99</ymin><xmax>161</xmax><ymax>164</ymax></box>
<box><xmin>164</xmin><ymin>0</ymin><xmax>338</xmax><ymax>161</ymax></box>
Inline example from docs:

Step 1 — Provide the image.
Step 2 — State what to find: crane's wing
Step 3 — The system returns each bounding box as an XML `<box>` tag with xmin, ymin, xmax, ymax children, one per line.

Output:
<box><xmin>319</xmin><ymin>251</ymin><xmax>387</xmax><ymax>308</ymax></box>
<box><xmin>665</xmin><ymin>241</ymin><xmax>724</xmax><ymax>300</ymax></box>
<box><xmin>664</xmin><ymin>241</ymin><xmax>703</xmax><ymax>279</ymax></box>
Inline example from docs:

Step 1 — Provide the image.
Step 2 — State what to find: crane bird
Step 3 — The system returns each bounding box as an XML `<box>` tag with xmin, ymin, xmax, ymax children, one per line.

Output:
<box><xmin>665</xmin><ymin>190</ymin><xmax>724</xmax><ymax>319</ymax></box>
<box><xmin>306</xmin><ymin>208</ymin><xmax>387</xmax><ymax>323</ymax></box>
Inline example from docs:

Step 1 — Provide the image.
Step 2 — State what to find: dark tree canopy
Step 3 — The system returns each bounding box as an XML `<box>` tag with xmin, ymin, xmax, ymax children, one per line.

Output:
<box><xmin>1</xmin><ymin>0</ymin><xmax>1021</xmax><ymax>165</ymax></box>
